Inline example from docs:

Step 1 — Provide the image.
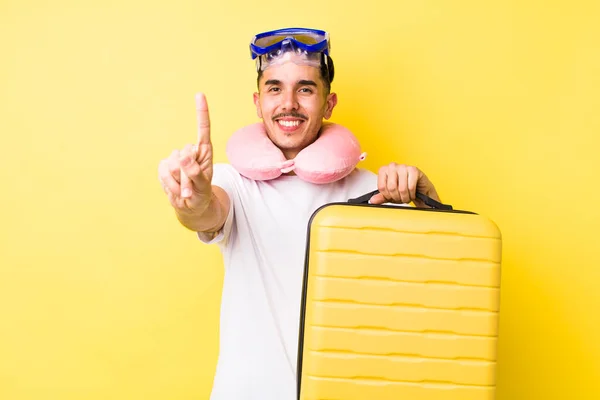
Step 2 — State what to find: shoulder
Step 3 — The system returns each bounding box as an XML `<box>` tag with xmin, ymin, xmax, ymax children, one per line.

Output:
<box><xmin>211</xmin><ymin>163</ymin><xmax>269</xmax><ymax>202</ymax></box>
<box><xmin>345</xmin><ymin>167</ymin><xmax>378</xmax><ymax>184</ymax></box>
<box><xmin>212</xmin><ymin>162</ymin><xmax>241</xmax><ymax>177</ymax></box>
<box><xmin>211</xmin><ymin>163</ymin><xmax>244</xmax><ymax>189</ymax></box>
<box><xmin>338</xmin><ymin>167</ymin><xmax>377</xmax><ymax>198</ymax></box>
<box><xmin>352</xmin><ymin>167</ymin><xmax>377</xmax><ymax>177</ymax></box>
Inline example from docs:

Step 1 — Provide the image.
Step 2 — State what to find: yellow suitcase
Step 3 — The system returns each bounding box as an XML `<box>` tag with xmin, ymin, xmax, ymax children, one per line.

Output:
<box><xmin>297</xmin><ymin>190</ymin><xmax>502</xmax><ymax>400</ymax></box>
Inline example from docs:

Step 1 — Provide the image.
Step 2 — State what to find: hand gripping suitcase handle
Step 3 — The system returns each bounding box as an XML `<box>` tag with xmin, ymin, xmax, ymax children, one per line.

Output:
<box><xmin>348</xmin><ymin>189</ymin><xmax>453</xmax><ymax>210</ymax></box>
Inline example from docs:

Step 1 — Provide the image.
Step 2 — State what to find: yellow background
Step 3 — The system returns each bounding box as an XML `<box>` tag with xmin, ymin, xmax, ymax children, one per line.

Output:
<box><xmin>1</xmin><ymin>0</ymin><xmax>599</xmax><ymax>399</ymax></box>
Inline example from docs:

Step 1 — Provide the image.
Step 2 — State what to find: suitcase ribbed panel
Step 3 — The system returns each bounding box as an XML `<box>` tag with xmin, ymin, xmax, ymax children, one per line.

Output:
<box><xmin>298</xmin><ymin>204</ymin><xmax>502</xmax><ymax>400</ymax></box>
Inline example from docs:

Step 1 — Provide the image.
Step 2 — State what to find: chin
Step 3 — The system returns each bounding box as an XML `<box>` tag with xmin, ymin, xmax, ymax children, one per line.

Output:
<box><xmin>266</xmin><ymin>121</ymin><xmax>317</xmax><ymax>151</ymax></box>
<box><xmin>275</xmin><ymin>137</ymin><xmax>303</xmax><ymax>150</ymax></box>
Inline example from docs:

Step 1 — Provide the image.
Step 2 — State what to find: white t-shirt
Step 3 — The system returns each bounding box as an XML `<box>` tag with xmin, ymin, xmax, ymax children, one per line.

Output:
<box><xmin>198</xmin><ymin>163</ymin><xmax>379</xmax><ymax>400</ymax></box>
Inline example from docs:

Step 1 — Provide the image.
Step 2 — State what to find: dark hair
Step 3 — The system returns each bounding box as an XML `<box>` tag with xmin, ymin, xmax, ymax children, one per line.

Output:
<box><xmin>256</xmin><ymin>54</ymin><xmax>335</xmax><ymax>94</ymax></box>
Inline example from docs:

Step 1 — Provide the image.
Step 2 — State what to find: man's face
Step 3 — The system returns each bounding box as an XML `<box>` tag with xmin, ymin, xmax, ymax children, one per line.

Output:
<box><xmin>253</xmin><ymin>60</ymin><xmax>337</xmax><ymax>159</ymax></box>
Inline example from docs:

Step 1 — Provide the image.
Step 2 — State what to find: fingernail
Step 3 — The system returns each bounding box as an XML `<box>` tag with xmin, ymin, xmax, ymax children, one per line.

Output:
<box><xmin>182</xmin><ymin>188</ymin><xmax>191</xmax><ymax>198</ymax></box>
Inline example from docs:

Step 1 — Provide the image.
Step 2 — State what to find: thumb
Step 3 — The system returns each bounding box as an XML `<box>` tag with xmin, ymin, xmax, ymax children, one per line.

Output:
<box><xmin>369</xmin><ymin>192</ymin><xmax>386</xmax><ymax>205</ymax></box>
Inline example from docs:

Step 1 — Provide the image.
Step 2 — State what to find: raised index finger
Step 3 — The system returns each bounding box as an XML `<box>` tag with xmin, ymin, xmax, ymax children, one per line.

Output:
<box><xmin>195</xmin><ymin>92</ymin><xmax>211</xmax><ymax>144</ymax></box>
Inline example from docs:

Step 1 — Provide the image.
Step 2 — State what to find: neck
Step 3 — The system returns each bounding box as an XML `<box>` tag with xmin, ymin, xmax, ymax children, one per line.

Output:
<box><xmin>282</xmin><ymin>149</ymin><xmax>301</xmax><ymax>160</ymax></box>
<box><xmin>281</xmin><ymin>125</ymin><xmax>324</xmax><ymax>161</ymax></box>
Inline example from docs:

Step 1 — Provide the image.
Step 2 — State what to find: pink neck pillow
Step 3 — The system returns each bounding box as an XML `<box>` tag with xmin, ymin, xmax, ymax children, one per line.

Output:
<box><xmin>225</xmin><ymin>122</ymin><xmax>367</xmax><ymax>184</ymax></box>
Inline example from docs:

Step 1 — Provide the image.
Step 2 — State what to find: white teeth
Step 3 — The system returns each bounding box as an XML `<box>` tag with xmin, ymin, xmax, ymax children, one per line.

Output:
<box><xmin>278</xmin><ymin>120</ymin><xmax>301</xmax><ymax>127</ymax></box>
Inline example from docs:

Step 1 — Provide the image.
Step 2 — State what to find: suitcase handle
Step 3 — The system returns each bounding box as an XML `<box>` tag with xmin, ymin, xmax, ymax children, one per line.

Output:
<box><xmin>348</xmin><ymin>189</ymin><xmax>453</xmax><ymax>210</ymax></box>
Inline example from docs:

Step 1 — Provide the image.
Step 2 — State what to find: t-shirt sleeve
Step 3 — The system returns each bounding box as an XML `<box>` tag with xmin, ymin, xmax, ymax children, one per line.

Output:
<box><xmin>196</xmin><ymin>163</ymin><xmax>238</xmax><ymax>246</ymax></box>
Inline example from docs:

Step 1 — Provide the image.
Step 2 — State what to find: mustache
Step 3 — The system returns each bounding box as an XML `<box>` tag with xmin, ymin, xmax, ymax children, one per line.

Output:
<box><xmin>273</xmin><ymin>112</ymin><xmax>307</xmax><ymax>120</ymax></box>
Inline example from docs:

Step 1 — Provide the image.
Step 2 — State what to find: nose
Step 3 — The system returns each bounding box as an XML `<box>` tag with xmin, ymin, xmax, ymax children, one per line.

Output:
<box><xmin>281</xmin><ymin>90</ymin><xmax>299</xmax><ymax>112</ymax></box>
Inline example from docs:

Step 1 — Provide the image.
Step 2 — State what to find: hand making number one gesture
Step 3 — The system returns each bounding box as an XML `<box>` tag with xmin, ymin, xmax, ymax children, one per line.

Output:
<box><xmin>158</xmin><ymin>93</ymin><xmax>215</xmax><ymax>215</ymax></box>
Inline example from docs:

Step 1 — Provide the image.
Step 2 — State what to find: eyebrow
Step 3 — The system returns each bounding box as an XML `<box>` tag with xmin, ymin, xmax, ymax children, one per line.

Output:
<box><xmin>263</xmin><ymin>79</ymin><xmax>318</xmax><ymax>87</ymax></box>
<box><xmin>298</xmin><ymin>80</ymin><xmax>318</xmax><ymax>87</ymax></box>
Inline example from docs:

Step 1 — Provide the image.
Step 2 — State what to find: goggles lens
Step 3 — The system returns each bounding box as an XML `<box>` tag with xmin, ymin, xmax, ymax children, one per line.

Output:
<box><xmin>254</xmin><ymin>32</ymin><xmax>324</xmax><ymax>48</ymax></box>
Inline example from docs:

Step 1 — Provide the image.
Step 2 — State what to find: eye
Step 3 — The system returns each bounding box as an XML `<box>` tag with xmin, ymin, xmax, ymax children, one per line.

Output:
<box><xmin>299</xmin><ymin>87</ymin><xmax>313</xmax><ymax>94</ymax></box>
<box><xmin>268</xmin><ymin>87</ymin><xmax>281</xmax><ymax>93</ymax></box>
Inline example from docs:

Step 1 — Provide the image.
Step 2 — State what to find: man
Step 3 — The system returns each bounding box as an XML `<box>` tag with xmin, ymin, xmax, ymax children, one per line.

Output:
<box><xmin>158</xmin><ymin>28</ymin><xmax>442</xmax><ymax>400</ymax></box>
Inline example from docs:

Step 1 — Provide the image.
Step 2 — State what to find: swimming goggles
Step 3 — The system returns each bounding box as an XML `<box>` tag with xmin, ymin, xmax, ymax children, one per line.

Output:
<box><xmin>249</xmin><ymin>28</ymin><xmax>331</xmax><ymax>72</ymax></box>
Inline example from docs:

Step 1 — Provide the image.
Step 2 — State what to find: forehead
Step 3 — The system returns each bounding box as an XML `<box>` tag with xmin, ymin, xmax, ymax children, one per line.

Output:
<box><xmin>259</xmin><ymin>62</ymin><xmax>322</xmax><ymax>86</ymax></box>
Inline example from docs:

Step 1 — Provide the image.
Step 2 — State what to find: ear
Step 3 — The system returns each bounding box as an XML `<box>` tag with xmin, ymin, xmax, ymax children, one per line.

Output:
<box><xmin>253</xmin><ymin>92</ymin><xmax>263</xmax><ymax>119</ymax></box>
<box><xmin>323</xmin><ymin>92</ymin><xmax>338</xmax><ymax>120</ymax></box>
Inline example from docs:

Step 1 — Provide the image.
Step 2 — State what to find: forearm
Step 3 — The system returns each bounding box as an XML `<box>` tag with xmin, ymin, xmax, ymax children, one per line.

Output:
<box><xmin>175</xmin><ymin>186</ymin><xmax>230</xmax><ymax>233</ymax></box>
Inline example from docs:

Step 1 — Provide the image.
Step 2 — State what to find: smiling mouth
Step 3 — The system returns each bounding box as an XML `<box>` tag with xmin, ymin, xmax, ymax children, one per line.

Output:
<box><xmin>274</xmin><ymin>117</ymin><xmax>306</xmax><ymax>132</ymax></box>
<box><xmin>278</xmin><ymin>119</ymin><xmax>302</xmax><ymax>127</ymax></box>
